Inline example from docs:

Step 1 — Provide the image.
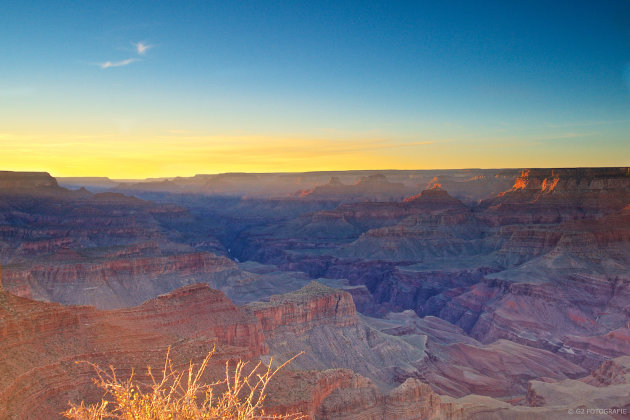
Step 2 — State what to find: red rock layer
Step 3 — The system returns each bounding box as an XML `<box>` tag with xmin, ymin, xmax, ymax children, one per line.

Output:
<box><xmin>480</xmin><ymin>167</ymin><xmax>630</xmax><ymax>225</ymax></box>
<box><xmin>0</xmin><ymin>284</ymin><xmax>266</xmax><ymax>419</ymax></box>
<box><xmin>246</xmin><ymin>281</ymin><xmax>358</xmax><ymax>336</ymax></box>
<box><xmin>114</xmin><ymin>283</ymin><xmax>267</xmax><ymax>355</ymax></box>
<box><xmin>316</xmin><ymin>376</ymin><xmax>463</xmax><ymax>419</ymax></box>
<box><xmin>2</xmin><ymin>252</ymin><xmax>241</xmax><ymax>308</ymax></box>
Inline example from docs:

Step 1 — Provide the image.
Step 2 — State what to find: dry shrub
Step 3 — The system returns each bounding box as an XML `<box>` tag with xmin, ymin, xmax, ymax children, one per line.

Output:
<box><xmin>63</xmin><ymin>347</ymin><xmax>305</xmax><ymax>420</ymax></box>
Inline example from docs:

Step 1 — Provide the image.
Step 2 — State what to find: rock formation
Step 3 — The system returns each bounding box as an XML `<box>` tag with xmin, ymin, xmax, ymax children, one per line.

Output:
<box><xmin>0</xmin><ymin>284</ymin><xmax>265</xmax><ymax>418</ymax></box>
<box><xmin>296</xmin><ymin>173</ymin><xmax>415</xmax><ymax>202</ymax></box>
<box><xmin>2</xmin><ymin>252</ymin><xmax>248</xmax><ymax>309</ymax></box>
<box><xmin>2</xmin><ymin>168</ymin><xmax>630</xmax><ymax>418</ymax></box>
<box><xmin>246</xmin><ymin>282</ymin><xmax>426</xmax><ymax>388</ymax></box>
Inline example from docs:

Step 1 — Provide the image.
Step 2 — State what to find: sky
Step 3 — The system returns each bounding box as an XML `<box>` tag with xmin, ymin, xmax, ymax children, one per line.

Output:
<box><xmin>1</xmin><ymin>0</ymin><xmax>629</xmax><ymax>178</ymax></box>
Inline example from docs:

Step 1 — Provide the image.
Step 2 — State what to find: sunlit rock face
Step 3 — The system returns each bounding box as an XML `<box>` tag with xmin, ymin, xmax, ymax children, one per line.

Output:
<box><xmin>479</xmin><ymin>167</ymin><xmax>630</xmax><ymax>225</ymax></box>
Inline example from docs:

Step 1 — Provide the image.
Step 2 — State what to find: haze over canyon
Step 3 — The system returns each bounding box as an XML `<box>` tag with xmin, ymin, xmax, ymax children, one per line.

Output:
<box><xmin>1</xmin><ymin>167</ymin><xmax>630</xmax><ymax>419</ymax></box>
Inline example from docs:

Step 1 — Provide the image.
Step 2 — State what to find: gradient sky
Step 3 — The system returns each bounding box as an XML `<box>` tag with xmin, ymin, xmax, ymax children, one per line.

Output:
<box><xmin>1</xmin><ymin>0</ymin><xmax>629</xmax><ymax>178</ymax></box>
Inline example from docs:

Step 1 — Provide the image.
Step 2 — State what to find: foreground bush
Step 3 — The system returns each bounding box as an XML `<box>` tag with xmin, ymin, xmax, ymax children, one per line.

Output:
<box><xmin>63</xmin><ymin>348</ymin><xmax>304</xmax><ymax>420</ymax></box>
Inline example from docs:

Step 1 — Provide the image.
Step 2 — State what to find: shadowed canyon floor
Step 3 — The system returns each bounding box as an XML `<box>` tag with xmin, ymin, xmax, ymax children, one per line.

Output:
<box><xmin>2</xmin><ymin>168</ymin><xmax>630</xmax><ymax>419</ymax></box>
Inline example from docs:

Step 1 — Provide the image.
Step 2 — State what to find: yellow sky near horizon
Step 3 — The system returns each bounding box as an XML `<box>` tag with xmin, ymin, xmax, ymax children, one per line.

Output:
<box><xmin>2</xmin><ymin>128</ymin><xmax>628</xmax><ymax>179</ymax></box>
<box><xmin>0</xmin><ymin>130</ymin><xmax>439</xmax><ymax>178</ymax></box>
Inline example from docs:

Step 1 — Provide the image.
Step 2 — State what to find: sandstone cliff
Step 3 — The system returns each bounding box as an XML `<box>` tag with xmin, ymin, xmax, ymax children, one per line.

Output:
<box><xmin>295</xmin><ymin>173</ymin><xmax>415</xmax><ymax>202</ymax></box>
<box><xmin>246</xmin><ymin>282</ymin><xmax>427</xmax><ymax>389</ymax></box>
<box><xmin>0</xmin><ymin>171</ymin><xmax>60</xmax><ymax>191</ymax></box>
<box><xmin>0</xmin><ymin>284</ymin><xmax>266</xmax><ymax>419</ymax></box>
<box><xmin>2</xmin><ymin>252</ymin><xmax>248</xmax><ymax>309</ymax></box>
<box><xmin>479</xmin><ymin>167</ymin><xmax>630</xmax><ymax>224</ymax></box>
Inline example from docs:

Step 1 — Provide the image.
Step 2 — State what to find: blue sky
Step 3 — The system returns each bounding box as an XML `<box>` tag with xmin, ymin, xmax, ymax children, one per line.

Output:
<box><xmin>1</xmin><ymin>0</ymin><xmax>629</xmax><ymax>177</ymax></box>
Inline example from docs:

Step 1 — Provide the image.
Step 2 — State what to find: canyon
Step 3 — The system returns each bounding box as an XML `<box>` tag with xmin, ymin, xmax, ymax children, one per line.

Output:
<box><xmin>1</xmin><ymin>168</ymin><xmax>630</xmax><ymax>419</ymax></box>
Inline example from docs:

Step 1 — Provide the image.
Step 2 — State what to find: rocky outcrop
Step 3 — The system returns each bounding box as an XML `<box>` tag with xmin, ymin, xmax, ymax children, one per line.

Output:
<box><xmin>511</xmin><ymin>168</ymin><xmax>630</xmax><ymax>193</ymax></box>
<box><xmin>233</xmin><ymin>186</ymin><xmax>496</xmax><ymax>266</ymax></box>
<box><xmin>105</xmin><ymin>169</ymin><xmax>521</xmax><ymax>201</ymax></box>
<box><xmin>0</xmin><ymin>283</ymin><xmax>462</xmax><ymax>420</ymax></box>
<box><xmin>0</xmin><ymin>284</ymin><xmax>267</xmax><ymax>419</ymax></box>
<box><xmin>296</xmin><ymin>173</ymin><xmax>414</xmax><ymax>202</ymax></box>
<box><xmin>370</xmin><ymin>266</ymin><xmax>492</xmax><ymax>317</ymax></box>
<box><xmin>246</xmin><ymin>281</ymin><xmax>359</xmax><ymax>333</ymax></box>
<box><xmin>0</xmin><ymin>171</ymin><xmax>60</xmax><ymax>191</ymax></box>
<box><xmin>370</xmin><ymin>310</ymin><xmax>587</xmax><ymax>399</ymax></box>
<box><xmin>524</xmin><ymin>357</ymin><xmax>630</xmax><ymax>415</ymax></box>
<box><xmin>250</xmin><ymin>187</ymin><xmax>484</xmax><ymax>266</ymax></box>
<box><xmin>562</xmin><ymin>329</ymin><xmax>630</xmax><ymax>363</ymax></box>
<box><xmin>2</xmin><ymin>252</ymin><xmax>247</xmax><ymax>309</ymax></box>
<box><xmin>382</xmin><ymin>312</ymin><xmax>479</xmax><ymax>346</ymax></box>
<box><xmin>0</xmin><ymin>182</ymin><xmax>192</xmax><ymax>266</ymax></box>
<box><xmin>479</xmin><ymin>167</ymin><xmax>630</xmax><ymax>225</ymax></box>
<box><xmin>57</xmin><ymin>177</ymin><xmax>121</xmax><ymax>191</ymax></box>
<box><xmin>246</xmin><ymin>282</ymin><xmax>426</xmax><ymax>388</ymax></box>
<box><xmin>343</xmin><ymin>189</ymin><xmax>485</xmax><ymax>262</ymax></box>
<box><xmin>287</xmin><ymin>187</ymin><xmax>471</xmax><ymax>241</ymax></box>
<box><xmin>266</xmin><ymin>368</ymin><xmax>465</xmax><ymax>420</ymax></box>
<box><xmin>3</xmin><ymin>167</ymin><xmax>630</xmax><ymax>418</ymax></box>
<box><xmin>493</xmin><ymin>225</ymin><xmax>563</xmax><ymax>266</ymax></box>
<box><xmin>316</xmin><ymin>377</ymin><xmax>462</xmax><ymax>420</ymax></box>
<box><xmin>116</xmin><ymin>283</ymin><xmax>267</xmax><ymax>355</ymax></box>
<box><xmin>422</xmin><ymin>170</ymin><xmax>520</xmax><ymax>203</ymax></box>
<box><xmin>417</xmin><ymin>339</ymin><xmax>586</xmax><ymax>397</ymax></box>
<box><xmin>582</xmin><ymin>356</ymin><xmax>630</xmax><ymax>387</ymax></box>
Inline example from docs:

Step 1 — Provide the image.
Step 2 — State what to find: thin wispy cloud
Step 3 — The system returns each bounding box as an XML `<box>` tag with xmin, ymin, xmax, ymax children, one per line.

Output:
<box><xmin>100</xmin><ymin>58</ymin><xmax>137</xmax><ymax>69</ymax></box>
<box><xmin>134</xmin><ymin>41</ymin><xmax>152</xmax><ymax>55</ymax></box>
<box><xmin>95</xmin><ymin>40</ymin><xmax>152</xmax><ymax>69</ymax></box>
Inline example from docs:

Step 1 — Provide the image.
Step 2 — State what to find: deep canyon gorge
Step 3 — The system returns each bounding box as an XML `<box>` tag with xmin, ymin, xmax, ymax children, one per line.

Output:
<box><xmin>1</xmin><ymin>168</ymin><xmax>630</xmax><ymax>419</ymax></box>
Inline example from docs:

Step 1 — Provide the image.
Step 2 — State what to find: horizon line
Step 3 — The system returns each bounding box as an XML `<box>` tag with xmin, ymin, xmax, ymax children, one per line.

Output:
<box><xmin>4</xmin><ymin>166</ymin><xmax>630</xmax><ymax>182</ymax></box>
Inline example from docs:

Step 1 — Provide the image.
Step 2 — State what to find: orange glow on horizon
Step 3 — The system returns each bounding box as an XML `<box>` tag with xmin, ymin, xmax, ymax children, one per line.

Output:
<box><xmin>1</xmin><ymin>127</ymin><xmax>628</xmax><ymax>179</ymax></box>
<box><xmin>0</xmin><ymin>129</ymin><xmax>445</xmax><ymax>178</ymax></box>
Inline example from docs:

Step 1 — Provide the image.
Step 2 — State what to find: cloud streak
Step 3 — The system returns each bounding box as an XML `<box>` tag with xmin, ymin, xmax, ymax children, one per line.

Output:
<box><xmin>100</xmin><ymin>58</ymin><xmax>137</xmax><ymax>69</ymax></box>
<box><xmin>134</xmin><ymin>42</ymin><xmax>152</xmax><ymax>55</ymax></box>
<box><xmin>96</xmin><ymin>40</ymin><xmax>152</xmax><ymax>69</ymax></box>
